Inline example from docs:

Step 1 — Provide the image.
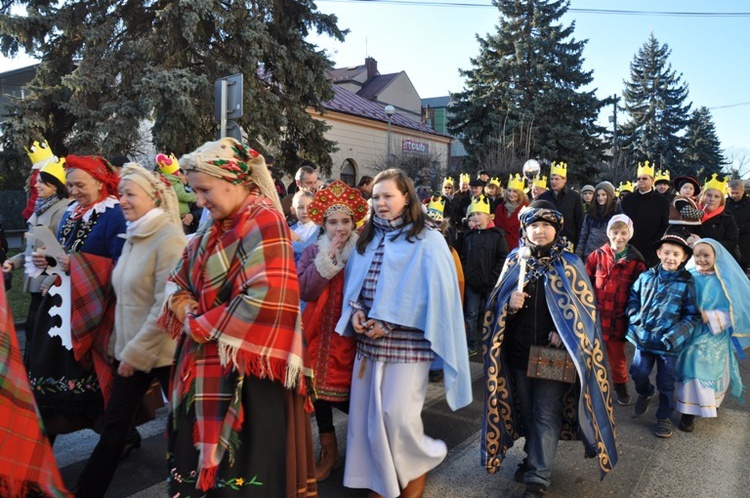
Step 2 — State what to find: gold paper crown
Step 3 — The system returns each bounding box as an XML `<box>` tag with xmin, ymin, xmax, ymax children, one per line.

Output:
<box><xmin>156</xmin><ymin>153</ymin><xmax>180</xmax><ymax>175</ymax></box>
<box><xmin>488</xmin><ymin>177</ymin><xmax>501</xmax><ymax>187</ymax></box>
<box><xmin>703</xmin><ymin>173</ymin><xmax>729</xmax><ymax>194</ymax></box>
<box><xmin>459</xmin><ymin>173</ymin><xmax>471</xmax><ymax>184</ymax></box>
<box><xmin>25</xmin><ymin>140</ymin><xmax>56</xmax><ymax>169</ymax></box>
<box><xmin>508</xmin><ymin>173</ymin><xmax>525</xmax><ymax>191</ymax></box>
<box><xmin>426</xmin><ymin>195</ymin><xmax>446</xmax><ymax>221</ymax></box>
<box><xmin>618</xmin><ymin>181</ymin><xmax>634</xmax><ymax>194</ymax></box>
<box><xmin>442</xmin><ymin>176</ymin><xmax>454</xmax><ymax>187</ymax></box>
<box><xmin>40</xmin><ymin>156</ymin><xmax>67</xmax><ymax>185</ymax></box>
<box><xmin>550</xmin><ymin>161</ymin><xmax>568</xmax><ymax>177</ymax></box>
<box><xmin>636</xmin><ymin>160</ymin><xmax>654</xmax><ymax>178</ymax></box>
<box><xmin>532</xmin><ymin>175</ymin><xmax>548</xmax><ymax>189</ymax></box>
<box><xmin>468</xmin><ymin>194</ymin><xmax>491</xmax><ymax>215</ymax></box>
<box><xmin>655</xmin><ymin>169</ymin><xmax>670</xmax><ymax>183</ymax></box>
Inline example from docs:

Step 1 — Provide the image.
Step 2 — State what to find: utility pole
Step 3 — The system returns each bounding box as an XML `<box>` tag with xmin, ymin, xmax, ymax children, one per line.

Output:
<box><xmin>608</xmin><ymin>94</ymin><xmax>620</xmax><ymax>167</ymax></box>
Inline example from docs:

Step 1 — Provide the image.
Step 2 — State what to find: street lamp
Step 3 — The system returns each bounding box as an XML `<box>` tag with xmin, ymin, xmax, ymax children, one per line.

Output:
<box><xmin>385</xmin><ymin>104</ymin><xmax>395</xmax><ymax>166</ymax></box>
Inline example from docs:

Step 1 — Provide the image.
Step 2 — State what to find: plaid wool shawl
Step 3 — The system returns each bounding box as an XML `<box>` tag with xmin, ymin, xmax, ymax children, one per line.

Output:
<box><xmin>70</xmin><ymin>252</ymin><xmax>116</xmax><ymax>404</ymax></box>
<box><xmin>159</xmin><ymin>193</ymin><xmax>310</xmax><ymax>491</ymax></box>
<box><xmin>0</xmin><ymin>283</ymin><xmax>70</xmax><ymax>497</ymax></box>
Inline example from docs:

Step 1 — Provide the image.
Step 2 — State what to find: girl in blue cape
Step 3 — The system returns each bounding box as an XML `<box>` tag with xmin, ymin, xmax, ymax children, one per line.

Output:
<box><xmin>336</xmin><ymin>168</ymin><xmax>472</xmax><ymax>498</ymax></box>
<box><xmin>675</xmin><ymin>238</ymin><xmax>750</xmax><ymax>432</ymax></box>
<box><xmin>481</xmin><ymin>200</ymin><xmax>618</xmax><ymax>498</ymax></box>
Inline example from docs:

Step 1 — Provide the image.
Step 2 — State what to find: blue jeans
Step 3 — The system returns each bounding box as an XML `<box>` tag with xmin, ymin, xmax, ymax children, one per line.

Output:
<box><xmin>630</xmin><ymin>349</ymin><xmax>676</xmax><ymax>420</ymax></box>
<box><xmin>464</xmin><ymin>287</ymin><xmax>488</xmax><ymax>350</ymax></box>
<box><xmin>511</xmin><ymin>367</ymin><xmax>569</xmax><ymax>488</ymax></box>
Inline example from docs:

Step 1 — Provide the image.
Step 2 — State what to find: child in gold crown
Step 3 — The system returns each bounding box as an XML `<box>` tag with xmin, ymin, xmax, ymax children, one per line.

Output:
<box><xmin>460</xmin><ymin>194</ymin><xmax>508</xmax><ymax>356</ymax></box>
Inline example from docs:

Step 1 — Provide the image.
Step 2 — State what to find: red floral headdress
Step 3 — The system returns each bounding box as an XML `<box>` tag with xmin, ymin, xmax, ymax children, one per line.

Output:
<box><xmin>307</xmin><ymin>180</ymin><xmax>368</xmax><ymax>226</ymax></box>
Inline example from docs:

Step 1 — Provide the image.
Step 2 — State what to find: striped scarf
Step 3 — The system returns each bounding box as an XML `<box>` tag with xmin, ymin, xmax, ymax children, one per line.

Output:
<box><xmin>159</xmin><ymin>193</ymin><xmax>310</xmax><ymax>491</ymax></box>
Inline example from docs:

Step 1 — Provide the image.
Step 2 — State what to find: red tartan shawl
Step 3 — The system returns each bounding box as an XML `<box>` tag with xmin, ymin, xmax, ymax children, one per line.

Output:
<box><xmin>69</xmin><ymin>252</ymin><xmax>116</xmax><ymax>405</ymax></box>
<box><xmin>0</xmin><ymin>284</ymin><xmax>70</xmax><ymax>497</ymax></box>
<box><xmin>159</xmin><ymin>193</ymin><xmax>310</xmax><ymax>491</ymax></box>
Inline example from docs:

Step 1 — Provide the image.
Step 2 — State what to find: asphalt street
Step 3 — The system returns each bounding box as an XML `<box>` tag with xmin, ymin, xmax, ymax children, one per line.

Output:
<box><xmin>48</xmin><ymin>343</ymin><xmax>750</xmax><ymax>498</ymax></box>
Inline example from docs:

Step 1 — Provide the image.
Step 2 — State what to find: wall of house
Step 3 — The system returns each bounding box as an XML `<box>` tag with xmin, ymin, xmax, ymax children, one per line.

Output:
<box><xmin>310</xmin><ymin>110</ymin><xmax>451</xmax><ymax>183</ymax></box>
<box><xmin>375</xmin><ymin>73</ymin><xmax>423</xmax><ymax>123</ymax></box>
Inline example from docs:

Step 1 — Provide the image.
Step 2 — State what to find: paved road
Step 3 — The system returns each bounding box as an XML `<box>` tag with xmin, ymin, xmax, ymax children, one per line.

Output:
<box><xmin>51</xmin><ymin>344</ymin><xmax>750</xmax><ymax>498</ymax></box>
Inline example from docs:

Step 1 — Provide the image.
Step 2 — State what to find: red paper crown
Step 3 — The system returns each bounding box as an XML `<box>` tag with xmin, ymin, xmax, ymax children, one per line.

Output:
<box><xmin>307</xmin><ymin>180</ymin><xmax>369</xmax><ymax>226</ymax></box>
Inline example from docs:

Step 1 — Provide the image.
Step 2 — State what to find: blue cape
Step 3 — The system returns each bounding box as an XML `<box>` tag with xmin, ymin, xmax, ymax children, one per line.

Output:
<box><xmin>335</xmin><ymin>226</ymin><xmax>473</xmax><ymax>411</ymax></box>
<box><xmin>481</xmin><ymin>246</ymin><xmax>618</xmax><ymax>479</ymax></box>
<box><xmin>686</xmin><ymin>238</ymin><xmax>750</xmax><ymax>351</ymax></box>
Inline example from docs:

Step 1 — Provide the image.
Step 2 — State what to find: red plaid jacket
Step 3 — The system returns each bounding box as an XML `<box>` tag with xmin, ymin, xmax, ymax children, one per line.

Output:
<box><xmin>585</xmin><ymin>244</ymin><xmax>647</xmax><ymax>341</ymax></box>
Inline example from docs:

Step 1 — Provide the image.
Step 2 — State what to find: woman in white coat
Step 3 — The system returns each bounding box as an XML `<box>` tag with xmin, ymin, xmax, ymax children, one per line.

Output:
<box><xmin>75</xmin><ymin>162</ymin><xmax>186</xmax><ymax>498</ymax></box>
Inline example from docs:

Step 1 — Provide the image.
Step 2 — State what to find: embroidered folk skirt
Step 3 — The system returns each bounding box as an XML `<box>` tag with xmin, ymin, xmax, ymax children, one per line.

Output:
<box><xmin>168</xmin><ymin>375</ymin><xmax>317</xmax><ymax>498</ymax></box>
<box><xmin>26</xmin><ymin>293</ymin><xmax>104</xmax><ymax>435</ymax></box>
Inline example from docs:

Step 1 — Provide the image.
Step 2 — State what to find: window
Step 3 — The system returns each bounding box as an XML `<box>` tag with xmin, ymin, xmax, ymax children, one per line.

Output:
<box><xmin>340</xmin><ymin>159</ymin><xmax>357</xmax><ymax>186</ymax></box>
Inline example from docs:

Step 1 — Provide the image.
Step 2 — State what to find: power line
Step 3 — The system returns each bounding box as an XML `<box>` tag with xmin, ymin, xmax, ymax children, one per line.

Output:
<box><xmin>320</xmin><ymin>0</ymin><xmax>750</xmax><ymax>17</ymax></box>
<box><xmin>709</xmin><ymin>102</ymin><xmax>750</xmax><ymax>110</ymax></box>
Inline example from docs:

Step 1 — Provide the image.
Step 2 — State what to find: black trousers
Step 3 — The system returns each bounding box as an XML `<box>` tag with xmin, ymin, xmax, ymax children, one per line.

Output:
<box><xmin>75</xmin><ymin>364</ymin><xmax>170</xmax><ymax>498</ymax></box>
<box><xmin>314</xmin><ymin>398</ymin><xmax>350</xmax><ymax>434</ymax></box>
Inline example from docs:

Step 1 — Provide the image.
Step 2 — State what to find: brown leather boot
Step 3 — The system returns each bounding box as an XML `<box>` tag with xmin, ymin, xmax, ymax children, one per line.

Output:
<box><xmin>315</xmin><ymin>431</ymin><xmax>339</xmax><ymax>481</ymax></box>
<box><xmin>399</xmin><ymin>473</ymin><xmax>427</xmax><ymax>498</ymax></box>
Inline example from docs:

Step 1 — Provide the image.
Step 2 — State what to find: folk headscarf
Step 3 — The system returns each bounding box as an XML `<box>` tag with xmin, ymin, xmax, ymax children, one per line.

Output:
<box><xmin>119</xmin><ymin>162</ymin><xmax>181</xmax><ymax>226</ymax></box>
<box><xmin>179</xmin><ymin>137</ymin><xmax>283</xmax><ymax>214</ymax></box>
<box><xmin>65</xmin><ymin>155</ymin><xmax>120</xmax><ymax>199</ymax></box>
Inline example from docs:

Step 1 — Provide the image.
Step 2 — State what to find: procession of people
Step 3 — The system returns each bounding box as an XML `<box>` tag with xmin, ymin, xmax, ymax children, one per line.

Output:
<box><xmin>2</xmin><ymin>141</ymin><xmax>750</xmax><ymax>498</ymax></box>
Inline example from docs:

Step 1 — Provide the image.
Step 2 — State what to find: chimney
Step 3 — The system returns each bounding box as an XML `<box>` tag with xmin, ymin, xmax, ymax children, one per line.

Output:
<box><xmin>365</xmin><ymin>57</ymin><xmax>378</xmax><ymax>80</ymax></box>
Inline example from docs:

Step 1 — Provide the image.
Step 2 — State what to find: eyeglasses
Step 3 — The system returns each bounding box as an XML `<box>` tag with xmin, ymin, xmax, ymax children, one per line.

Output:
<box><xmin>637</xmin><ymin>177</ymin><xmax>650</xmax><ymax>181</ymax></box>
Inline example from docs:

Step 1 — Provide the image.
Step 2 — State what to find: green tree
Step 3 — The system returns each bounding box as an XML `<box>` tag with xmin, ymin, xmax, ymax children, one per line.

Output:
<box><xmin>682</xmin><ymin>106</ymin><xmax>726</xmax><ymax>180</ymax></box>
<box><xmin>448</xmin><ymin>0</ymin><xmax>606</xmax><ymax>183</ymax></box>
<box><xmin>620</xmin><ymin>33</ymin><xmax>692</xmax><ymax>174</ymax></box>
<box><xmin>0</xmin><ymin>1</ymin><xmax>344</xmax><ymax>174</ymax></box>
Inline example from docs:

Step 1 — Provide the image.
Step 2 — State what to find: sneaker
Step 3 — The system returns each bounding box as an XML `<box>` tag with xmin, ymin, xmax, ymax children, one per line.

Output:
<box><xmin>654</xmin><ymin>418</ymin><xmax>673</xmax><ymax>438</ymax></box>
<box><xmin>678</xmin><ymin>414</ymin><xmax>695</xmax><ymax>432</ymax></box>
<box><xmin>614</xmin><ymin>383</ymin><xmax>632</xmax><ymax>406</ymax></box>
<box><xmin>634</xmin><ymin>394</ymin><xmax>653</xmax><ymax>416</ymax></box>
<box><xmin>522</xmin><ymin>482</ymin><xmax>547</xmax><ymax>498</ymax></box>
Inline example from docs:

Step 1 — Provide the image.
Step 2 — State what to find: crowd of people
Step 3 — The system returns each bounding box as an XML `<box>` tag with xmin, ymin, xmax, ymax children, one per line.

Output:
<box><xmin>2</xmin><ymin>142</ymin><xmax>749</xmax><ymax>498</ymax></box>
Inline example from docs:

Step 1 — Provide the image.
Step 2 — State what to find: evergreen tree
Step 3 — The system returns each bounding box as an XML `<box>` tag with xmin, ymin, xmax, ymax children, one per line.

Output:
<box><xmin>620</xmin><ymin>33</ymin><xmax>692</xmax><ymax>175</ymax></box>
<box><xmin>682</xmin><ymin>106</ymin><xmax>726</xmax><ymax>179</ymax></box>
<box><xmin>448</xmin><ymin>0</ymin><xmax>605</xmax><ymax>182</ymax></box>
<box><xmin>0</xmin><ymin>1</ymin><xmax>344</xmax><ymax>173</ymax></box>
